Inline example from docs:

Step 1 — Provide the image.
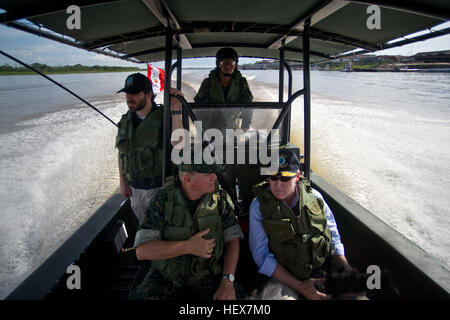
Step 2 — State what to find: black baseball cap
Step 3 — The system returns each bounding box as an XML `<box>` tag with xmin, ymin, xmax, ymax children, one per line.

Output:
<box><xmin>117</xmin><ymin>73</ymin><xmax>152</xmax><ymax>94</ymax></box>
<box><xmin>265</xmin><ymin>148</ymin><xmax>299</xmax><ymax>177</ymax></box>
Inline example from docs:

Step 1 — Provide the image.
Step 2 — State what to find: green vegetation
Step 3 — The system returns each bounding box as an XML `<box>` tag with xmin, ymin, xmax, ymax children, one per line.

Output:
<box><xmin>240</xmin><ymin>60</ymin><xmax>302</xmax><ymax>70</ymax></box>
<box><xmin>240</xmin><ymin>59</ymin><xmax>385</xmax><ymax>71</ymax></box>
<box><xmin>325</xmin><ymin>62</ymin><xmax>346</xmax><ymax>71</ymax></box>
<box><xmin>317</xmin><ymin>60</ymin><xmax>386</xmax><ymax>71</ymax></box>
<box><xmin>0</xmin><ymin>63</ymin><xmax>142</xmax><ymax>75</ymax></box>
<box><xmin>240</xmin><ymin>60</ymin><xmax>279</xmax><ymax>70</ymax></box>
<box><xmin>351</xmin><ymin>61</ymin><xmax>384</xmax><ymax>70</ymax></box>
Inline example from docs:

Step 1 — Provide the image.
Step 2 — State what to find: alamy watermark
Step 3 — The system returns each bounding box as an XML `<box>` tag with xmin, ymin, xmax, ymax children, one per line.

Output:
<box><xmin>366</xmin><ymin>265</ymin><xmax>381</xmax><ymax>290</ymax></box>
<box><xmin>366</xmin><ymin>5</ymin><xmax>381</xmax><ymax>30</ymax></box>
<box><xmin>66</xmin><ymin>5</ymin><xmax>81</xmax><ymax>30</ymax></box>
<box><xmin>171</xmin><ymin>121</ymin><xmax>281</xmax><ymax>175</ymax></box>
<box><xmin>66</xmin><ymin>264</ymin><xmax>81</xmax><ymax>290</ymax></box>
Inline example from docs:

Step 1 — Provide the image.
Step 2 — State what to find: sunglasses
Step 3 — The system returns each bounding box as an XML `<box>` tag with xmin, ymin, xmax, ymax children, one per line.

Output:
<box><xmin>219</xmin><ymin>60</ymin><xmax>236</xmax><ymax>66</ymax></box>
<box><xmin>269</xmin><ymin>175</ymin><xmax>295</xmax><ymax>182</ymax></box>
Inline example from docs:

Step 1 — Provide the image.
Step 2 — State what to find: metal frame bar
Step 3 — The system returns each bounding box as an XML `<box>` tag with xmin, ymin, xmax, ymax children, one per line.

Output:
<box><xmin>303</xmin><ymin>19</ymin><xmax>312</xmax><ymax>181</ymax></box>
<box><xmin>176</xmin><ymin>45</ymin><xmax>182</xmax><ymax>90</ymax></box>
<box><xmin>125</xmin><ymin>43</ymin><xmax>331</xmax><ymax>60</ymax></box>
<box><xmin>162</xmin><ymin>28</ymin><xmax>172</xmax><ymax>182</ymax></box>
<box><xmin>189</xmin><ymin>102</ymin><xmax>284</xmax><ymax>110</ymax></box>
<box><xmin>279</xmin><ymin>47</ymin><xmax>285</xmax><ymax>103</ymax></box>
<box><xmin>283</xmin><ymin>61</ymin><xmax>293</xmax><ymax>99</ymax></box>
<box><xmin>268</xmin><ymin>0</ymin><xmax>333</xmax><ymax>49</ymax></box>
<box><xmin>84</xmin><ymin>26</ymin><xmax>166</xmax><ymax>50</ymax></box>
<box><xmin>142</xmin><ymin>0</ymin><xmax>192</xmax><ymax>49</ymax></box>
<box><xmin>282</xmin><ymin>60</ymin><xmax>293</xmax><ymax>144</ymax></box>
<box><xmin>175</xmin><ymin>44</ymin><xmax>190</xmax><ymax>131</ymax></box>
<box><xmin>308</xmin><ymin>27</ymin><xmax>380</xmax><ymax>51</ymax></box>
<box><xmin>266</xmin><ymin>89</ymin><xmax>305</xmax><ymax>146</ymax></box>
<box><xmin>322</xmin><ymin>26</ymin><xmax>450</xmax><ymax>62</ymax></box>
<box><xmin>279</xmin><ymin>46</ymin><xmax>289</xmax><ymax>145</ymax></box>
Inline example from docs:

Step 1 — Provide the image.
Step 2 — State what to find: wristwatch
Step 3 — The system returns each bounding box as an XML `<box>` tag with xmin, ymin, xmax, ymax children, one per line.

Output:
<box><xmin>222</xmin><ymin>274</ymin><xmax>235</xmax><ymax>282</ymax></box>
<box><xmin>171</xmin><ymin>110</ymin><xmax>182</xmax><ymax>114</ymax></box>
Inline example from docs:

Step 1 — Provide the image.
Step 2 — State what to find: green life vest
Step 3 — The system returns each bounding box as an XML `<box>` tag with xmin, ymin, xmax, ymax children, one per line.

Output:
<box><xmin>193</xmin><ymin>69</ymin><xmax>253</xmax><ymax>129</ymax></box>
<box><xmin>253</xmin><ymin>178</ymin><xmax>334</xmax><ymax>280</ymax></box>
<box><xmin>115</xmin><ymin>106</ymin><xmax>163</xmax><ymax>184</ymax></box>
<box><xmin>208</xmin><ymin>69</ymin><xmax>245</xmax><ymax>103</ymax></box>
<box><xmin>152</xmin><ymin>176</ymin><xmax>224</xmax><ymax>286</ymax></box>
<box><xmin>195</xmin><ymin>68</ymin><xmax>252</xmax><ymax>103</ymax></box>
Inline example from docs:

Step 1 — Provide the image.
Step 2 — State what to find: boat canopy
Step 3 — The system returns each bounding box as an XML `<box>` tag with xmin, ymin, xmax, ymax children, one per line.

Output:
<box><xmin>1</xmin><ymin>0</ymin><xmax>449</xmax><ymax>63</ymax></box>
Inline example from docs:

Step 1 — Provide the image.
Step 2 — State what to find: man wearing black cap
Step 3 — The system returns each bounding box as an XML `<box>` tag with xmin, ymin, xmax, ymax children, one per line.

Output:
<box><xmin>249</xmin><ymin>149</ymin><xmax>354</xmax><ymax>300</ymax></box>
<box><xmin>194</xmin><ymin>48</ymin><xmax>253</xmax><ymax>130</ymax></box>
<box><xmin>129</xmin><ymin>154</ymin><xmax>244</xmax><ymax>300</ymax></box>
<box><xmin>116</xmin><ymin>73</ymin><xmax>184</xmax><ymax>222</ymax></box>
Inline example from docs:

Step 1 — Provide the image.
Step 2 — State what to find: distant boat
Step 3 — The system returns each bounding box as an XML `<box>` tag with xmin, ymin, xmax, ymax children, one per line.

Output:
<box><xmin>396</xmin><ymin>66</ymin><xmax>420</xmax><ymax>72</ymax></box>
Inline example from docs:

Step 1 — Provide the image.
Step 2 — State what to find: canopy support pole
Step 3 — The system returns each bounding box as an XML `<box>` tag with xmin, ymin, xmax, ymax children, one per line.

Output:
<box><xmin>163</xmin><ymin>28</ymin><xmax>173</xmax><ymax>183</ymax></box>
<box><xmin>303</xmin><ymin>19</ymin><xmax>312</xmax><ymax>181</ymax></box>
<box><xmin>278</xmin><ymin>46</ymin><xmax>284</xmax><ymax>103</ymax></box>
<box><xmin>279</xmin><ymin>46</ymin><xmax>290</xmax><ymax>145</ymax></box>
<box><xmin>176</xmin><ymin>45</ymin><xmax>189</xmax><ymax>131</ymax></box>
<box><xmin>176</xmin><ymin>43</ymin><xmax>182</xmax><ymax>90</ymax></box>
<box><xmin>282</xmin><ymin>60</ymin><xmax>293</xmax><ymax>144</ymax></box>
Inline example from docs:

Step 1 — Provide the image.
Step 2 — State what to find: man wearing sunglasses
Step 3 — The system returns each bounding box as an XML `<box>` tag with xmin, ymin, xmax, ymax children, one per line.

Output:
<box><xmin>249</xmin><ymin>149</ymin><xmax>354</xmax><ymax>300</ymax></box>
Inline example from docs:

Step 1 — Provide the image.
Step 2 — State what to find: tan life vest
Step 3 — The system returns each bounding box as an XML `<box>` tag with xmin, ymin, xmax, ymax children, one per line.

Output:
<box><xmin>252</xmin><ymin>178</ymin><xmax>334</xmax><ymax>280</ymax></box>
<box><xmin>152</xmin><ymin>176</ymin><xmax>224</xmax><ymax>286</ymax></box>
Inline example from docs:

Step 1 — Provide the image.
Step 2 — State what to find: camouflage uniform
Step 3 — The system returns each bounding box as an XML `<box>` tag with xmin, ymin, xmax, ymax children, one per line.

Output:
<box><xmin>129</xmin><ymin>173</ymin><xmax>245</xmax><ymax>300</ymax></box>
<box><xmin>130</xmin><ymin>264</ymin><xmax>246</xmax><ymax>300</ymax></box>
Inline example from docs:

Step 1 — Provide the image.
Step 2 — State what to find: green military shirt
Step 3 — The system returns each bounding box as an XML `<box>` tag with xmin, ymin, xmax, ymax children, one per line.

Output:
<box><xmin>134</xmin><ymin>182</ymin><xmax>244</xmax><ymax>248</ymax></box>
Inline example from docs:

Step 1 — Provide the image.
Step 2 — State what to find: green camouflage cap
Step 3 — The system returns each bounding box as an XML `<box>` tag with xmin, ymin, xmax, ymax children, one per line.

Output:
<box><xmin>175</xmin><ymin>144</ymin><xmax>226</xmax><ymax>174</ymax></box>
<box><xmin>177</xmin><ymin>162</ymin><xmax>226</xmax><ymax>174</ymax></box>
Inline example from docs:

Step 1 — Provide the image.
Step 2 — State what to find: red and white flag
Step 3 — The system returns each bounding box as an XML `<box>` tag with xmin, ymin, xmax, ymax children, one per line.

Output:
<box><xmin>147</xmin><ymin>64</ymin><xmax>165</xmax><ymax>92</ymax></box>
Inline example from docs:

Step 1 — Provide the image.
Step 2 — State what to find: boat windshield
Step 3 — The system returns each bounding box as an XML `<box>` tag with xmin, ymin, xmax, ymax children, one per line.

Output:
<box><xmin>187</xmin><ymin>104</ymin><xmax>285</xmax><ymax>147</ymax></box>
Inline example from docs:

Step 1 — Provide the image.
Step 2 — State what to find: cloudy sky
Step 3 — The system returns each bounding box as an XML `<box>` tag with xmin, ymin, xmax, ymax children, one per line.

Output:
<box><xmin>1</xmin><ymin>20</ymin><xmax>449</xmax><ymax>69</ymax></box>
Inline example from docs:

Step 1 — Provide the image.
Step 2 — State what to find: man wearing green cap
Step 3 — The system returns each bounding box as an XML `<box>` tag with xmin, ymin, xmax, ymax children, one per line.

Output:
<box><xmin>116</xmin><ymin>73</ymin><xmax>184</xmax><ymax>222</ymax></box>
<box><xmin>249</xmin><ymin>149</ymin><xmax>355</xmax><ymax>300</ymax></box>
<box><xmin>129</xmin><ymin>158</ymin><xmax>244</xmax><ymax>300</ymax></box>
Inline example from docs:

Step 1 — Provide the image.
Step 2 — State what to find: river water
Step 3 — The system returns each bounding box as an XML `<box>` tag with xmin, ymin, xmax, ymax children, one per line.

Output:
<box><xmin>0</xmin><ymin>69</ymin><xmax>449</xmax><ymax>298</ymax></box>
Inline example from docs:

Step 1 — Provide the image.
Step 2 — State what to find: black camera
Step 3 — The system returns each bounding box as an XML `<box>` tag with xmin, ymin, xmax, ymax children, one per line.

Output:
<box><xmin>314</xmin><ymin>269</ymin><xmax>399</xmax><ymax>299</ymax></box>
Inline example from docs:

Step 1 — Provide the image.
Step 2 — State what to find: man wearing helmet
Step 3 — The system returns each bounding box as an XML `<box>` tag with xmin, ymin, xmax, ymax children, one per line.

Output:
<box><xmin>194</xmin><ymin>48</ymin><xmax>253</xmax><ymax>130</ymax></box>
